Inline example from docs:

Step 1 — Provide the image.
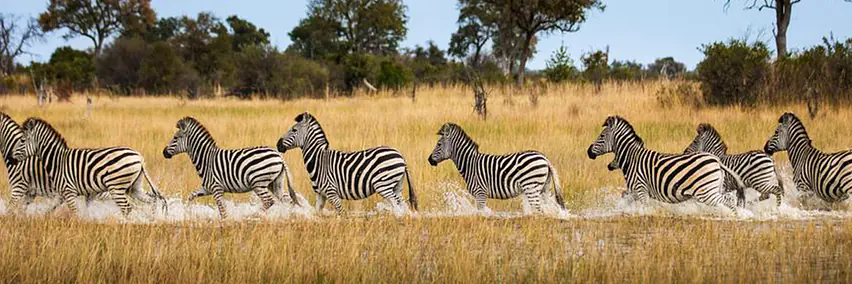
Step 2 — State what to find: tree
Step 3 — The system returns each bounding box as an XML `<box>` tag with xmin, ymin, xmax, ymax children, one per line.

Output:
<box><xmin>723</xmin><ymin>0</ymin><xmax>851</xmax><ymax>59</ymax></box>
<box><xmin>288</xmin><ymin>13</ymin><xmax>342</xmax><ymax>60</ymax></box>
<box><xmin>290</xmin><ymin>0</ymin><xmax>408</xmax><ymax>56</ymax></box>
<box><xmin>459</xmin><ymin>0</ymin><xmax>604</xmax><ymax>86</ymax></box>
<box><xmin>448</xmin><ymin>1</ymin><xmax>493</xmax><ymax>67</ymax></box>
<box><xmin>543</xmin><ymin>44</ymin><xmax>578</xmax><ymax>82</ymax></box>
<box><xmin>582</xmin><ymin>48</ymin><xmax>608</xmax><ymax>92</ymax></box>
<box><xmin>0</xmin><ymin>14</ymin><xmax>44</xmax><ymax>75</ymax></box>
<box><xmin>646</xmin><ymin>57</ymin><xmax>685</xmax><ymax>79</ymax></box>
<box><xmin>226</xmin><ymin>15</ymin><xmax>270</xmax><ymax>52</ymax></box>
<box><xmin>38</xmin><ymin>0</ymin><xmax>156</xmax><ymax>56</ymax></box>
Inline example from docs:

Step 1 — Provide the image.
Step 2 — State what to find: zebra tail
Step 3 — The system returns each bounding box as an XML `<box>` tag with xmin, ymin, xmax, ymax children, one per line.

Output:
<box><xmin>282</xmin><ymin>163</ymin><xmax>300</xmax><ymax>206</ymax></box>
<box><xmin>142</xmin><ymin>167</ymin><xmax>169</xmax><ymax>215</ymax></box>
<box><xmin>548</xmin><ymin>163</ymin><xmax>566</xmax><ymax>210</ymax></box>
<box><xmin>718</xmin><ymin>163</ymin><xmax>746</xmax><ymax>207</ymax></box>
<box><xmin>405</xmin><ymin>168</ymin><xmax>418</xmax><ymax>211</ymax></box>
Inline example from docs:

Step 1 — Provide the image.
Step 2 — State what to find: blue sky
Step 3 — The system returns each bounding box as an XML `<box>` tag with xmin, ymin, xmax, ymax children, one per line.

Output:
<box><xmin>3</xmin><ymin>0</ymin><xmax>851</xmax><ymax>70</ymax></box>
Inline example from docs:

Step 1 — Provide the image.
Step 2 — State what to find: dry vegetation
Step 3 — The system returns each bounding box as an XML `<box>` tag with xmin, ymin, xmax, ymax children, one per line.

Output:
<box><xmin>2</xmin><ymin>81</ymin><xmax>852</xmax><ymax>282</ymax></box>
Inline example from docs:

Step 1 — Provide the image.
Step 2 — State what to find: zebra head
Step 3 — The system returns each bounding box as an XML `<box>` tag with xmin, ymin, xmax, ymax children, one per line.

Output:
<box><xmin>163</xmin><ymin>117</ymin><xmax>196</xmax><ymax>159</ymax></box>
<box><xmin>277</xmin><ymin>112</ymin><xmax>317</xmax><ymax>153</ymax></box>
<box><xmin>0</xmin><ymin>113</ymin><xmax>24</xmax><ymax>166</ymax></box>
<box><xmin>765</xmin><ymin>112</ymin><xmax>801</xmax><ymax>154</ymax></box>
<box><xmin>13</xmin><ymin>118</ymin><xmax>66</xmax><ymax>162</ymax></box>
<box><xmin>428</xmin><ymin>123</ymin><xmax>474</xmax><ymax>166</ymax></box>
<box><xmin>684</xmin><ymin>123</ymin><xmax>727</xmax><ymax>156</ymax></box>
<box><xmin>588</xmin><ymin>116</ymin><xmax>641</xmax><ymax>159</ymax></box>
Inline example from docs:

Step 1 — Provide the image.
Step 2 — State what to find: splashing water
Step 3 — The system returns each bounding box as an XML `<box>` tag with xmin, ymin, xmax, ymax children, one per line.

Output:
<box><xmin>2</xmin><ymin>165</ymin><xmax>851</xmax><ymax>223</ymax></box>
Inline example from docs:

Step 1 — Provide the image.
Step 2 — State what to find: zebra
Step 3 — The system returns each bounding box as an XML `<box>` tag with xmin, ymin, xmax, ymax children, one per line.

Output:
<box><xmin>163</xmin><ymin>117</ymin><xmax>300</xmax><ymax>219</ymax></box>
<box><xmin>587</xmin><ymin>116</ymin><xmax>744</xmax><ymax>212</ymax></box>
<box><xmin>12</xmin><ymin>118</ymin><xmax>167</xmax><ymax>216</ymax></box>
<box><xmin>1</xmin><ymin>113</ymin><xmax>55</xmax><ymax>211</ymax></box>
<box><xmin>276</xmin><ymin>112</ymin><xmax>417</xmax><ymax>214</ymax></box>
<box><xmin>764</xmin><ymin>112</ymin><xmax>852</xmax><ymax>203</ymax></box>
<box><xmin>427</xmin><ymin>123</ymin><xmax>566</xmax><ymax>212</ymax></box>
<box><xmin>685</xmin><ymin>123</ymin><xmax>784</xmax><ymax>207</ymax></box>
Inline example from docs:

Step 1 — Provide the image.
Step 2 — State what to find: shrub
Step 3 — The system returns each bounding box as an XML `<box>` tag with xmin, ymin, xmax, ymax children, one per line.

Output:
<box><xmin>696</xmin><ymin>40</ymin><xmax>770</xmax><ymax>107</ymax></box>
<box><xmin>656</xmin><ymin>81</ymin><xmax>703</xmax><ymax>109</ymax></box>
<box><xmin>376</xmin><ymin>59</ymin><xmax>412</xmax><ymax>89</ymax></box>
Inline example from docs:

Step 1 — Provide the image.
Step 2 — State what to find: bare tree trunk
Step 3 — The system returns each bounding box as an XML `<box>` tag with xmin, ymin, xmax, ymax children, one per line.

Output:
<box><xmin>775</xmin><ymin>0</ymin><xmax>791</xmax><ymax>59</ymax></box>
<box><xmin>516</xmin><ymin>33</ymin><xmax>534</xmax><ymax>87</ymax></box>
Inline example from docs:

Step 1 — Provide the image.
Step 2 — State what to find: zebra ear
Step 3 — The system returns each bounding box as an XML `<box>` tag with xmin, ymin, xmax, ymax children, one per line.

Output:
<box><xmin>176</xmin><ymin>120</ymin><xmax>186</xmax><ymax>130</ymax></box>
<box><xmin>295</xmin><ymin>112</ymin><xmax>310</xmax><ymax>123</ymax></box>
<box><xmin>697</xmin><ymin>124</ymin><xmax>711</xmax><ymax>133</ymax></box>
<box><xmin>603</xmin><ymin>117</ymin><xmax>614</xmax><ymax>127</ymax></box>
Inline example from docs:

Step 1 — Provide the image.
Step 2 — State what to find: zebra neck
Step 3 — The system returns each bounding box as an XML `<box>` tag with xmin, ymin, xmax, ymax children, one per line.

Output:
<box><xmin>0</xmin><ymin>127</ymin><xmax>22</xmax><ymax>166</ymax></box>
<box><xmin>613</xmin><ymin>142</ymin><xmax>648</xmax><ymax>170</ymax></box>
<box><xmin>450</xmin><ymin>147</ymin><xmax>480</xmax><ymax>180</ymax></box>
<box><xmin>300</xmin><ymin>145</ymin><xmax>330</xmax><ymax>185</ymax></box>
<box><xmin>787</xmin><ymin>138</ymin><xmax>819</xmax><ymax>167</ymax></box>
<box><xmin>186</xmin><ymin>140</ymin><xmax>218</xmax><ymax>177</ymax></box>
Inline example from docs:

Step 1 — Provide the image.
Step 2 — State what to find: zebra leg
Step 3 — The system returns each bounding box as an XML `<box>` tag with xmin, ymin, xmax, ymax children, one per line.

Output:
<box><xmin>9</xmin><ymin>186</ymin><xmax>28</xmax><ymax>213</ymax></box>
<box><xmin>210</xmin><ymin>186</ymin><xmax>228</xmax><ymax>219</ymax></box>
<box><xmin>61</xmin><ymin>188</ymin><xmax>80</xmax><ymax>216</ymax></box>
<box><xmin>523</xmin><ymin>185</ymin><xmax>544</xmax><ymax>213</ymax></box>
<box><xmin>325</xmin><ymin>191</ymin><xmax>345</xmax><ymax>215</ymax></box>
<box><xmin>188</xmin><ymin>188</ymin><xmax>211</xmax><ymax>201</ymax></box>
<box><xmin>252</xmin><ymin>186</ymin><xmax>276</xmax><ymax>211</ymax></box>
<box><xmin>109</xmin><ymin>188</ymin><xmax>133</xmax><ymax>216</ymax></box>
<box><xmin>376</xmin><ymin>180</ymin><xmax>405</xmax><ymax>210</ymax></box>
<box><xmin>474</xmin><ymin>192</ymin><xmax>488</xmax><ymax>211</ymax></box>
<box><xmin>314</xmin><ymin>193</ymin><xmax>326</xmax><ymax>212</ymax></box>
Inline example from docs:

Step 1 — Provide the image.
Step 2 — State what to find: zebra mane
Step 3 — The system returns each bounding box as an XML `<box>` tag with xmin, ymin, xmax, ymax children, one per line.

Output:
<box><xmin>780</xmin><ymin>112</ymin><xmax>812</xmax><ymax>144</ymax></box>
<box><xmin>696</xmin><ymin>123</ymin><xmax>727</xmax><ymax>153</ymax></box>
<box><xmin>604</xmin><ymin>116</ymin><xmax>644</xmax><ymax>146</ymax></box>
<box><xmin>177</xmin><ymin>117</ymin><xmax>217</xmax><ymax>146</ymax></box>
<box><xmin>440</xmin><ymin>123</ymin><xmax>479</xmax><ymax>150</ymax></box>
<box><xmin>22</xmin><ymin>117</ymin><xmax>68</xmax><ymax>148</ymax></box>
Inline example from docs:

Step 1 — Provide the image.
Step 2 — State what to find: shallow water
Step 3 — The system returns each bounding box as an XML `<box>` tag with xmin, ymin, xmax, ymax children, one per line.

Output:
<box><xmin>2</xmin><ymin>165</ymin><xmax>850</xmax><ymax>223</ymax></box>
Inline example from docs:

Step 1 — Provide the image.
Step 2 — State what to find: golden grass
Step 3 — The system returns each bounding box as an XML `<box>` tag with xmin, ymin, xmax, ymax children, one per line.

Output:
<box><xmin>2</xmin><ymin>81</ymin><xmax>852</xmax><ymax>282</ymax></box>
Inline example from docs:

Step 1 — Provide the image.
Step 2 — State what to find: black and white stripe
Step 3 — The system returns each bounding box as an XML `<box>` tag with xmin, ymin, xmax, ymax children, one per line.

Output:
<box><xmin>765</xmin><ymin>112</ymin><xmax>852</xmax><ymax>203</ymax></box>
<box><xmin>1</xmin><ymin>113</ymin><xmax>54</xmax><ymax>210</ymax></box>
<box><xmin>427</xmin><ymin>123</ymin><xmax>565</xmax><ymax>212</ymax></box>
<box><xmin>163</xmin><ymin>117</ymin><xmax>299</xmax><ymax>218</ymax></box>
<box><xmin>685</xmin><ymin>123</ymin><xmax>784</xmax><ymax>207</ymax></box>
<box><xmin>277</xmin><ymin>112</ymin><xmax>417</xmax><ymax>214</ymax></box>
<box><xmin>588</xmin><ymin>116</ymin><xmax>742</xmax><ymax>212</ymax></box>
<box><xmin>12</xmin><ymin>118</ymin><xmax>166</xmax><ymax>216</ymax></box>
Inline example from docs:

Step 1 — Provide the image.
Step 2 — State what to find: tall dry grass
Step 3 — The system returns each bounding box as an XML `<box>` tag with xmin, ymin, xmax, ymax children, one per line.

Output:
<box><xmin>1</xmin><ymin>81</ymin><xmax>852</xmax><ymax>282</ymax></box>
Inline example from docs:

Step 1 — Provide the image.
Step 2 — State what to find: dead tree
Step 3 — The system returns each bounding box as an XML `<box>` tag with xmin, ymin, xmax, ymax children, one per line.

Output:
<box><xmin>467</xmin><ymin>71</ymin><xmax>488</xmax><ymax>120</ymax></box>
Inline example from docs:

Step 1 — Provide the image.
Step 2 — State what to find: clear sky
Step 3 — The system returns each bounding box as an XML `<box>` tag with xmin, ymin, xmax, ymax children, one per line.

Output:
<box><xmin>3</xmin><ymin>0</ymin><xmax>851</xmax><ymax>70</ymax></box>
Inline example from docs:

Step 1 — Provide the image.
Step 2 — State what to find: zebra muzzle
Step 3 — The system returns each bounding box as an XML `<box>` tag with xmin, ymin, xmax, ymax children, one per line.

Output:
<box><xmin>163</xmin><ymin>148</ymin><xmax>173</xmax><ymax>159</ymax></box>
<box><xmin>587</xmin><ymin>147</ymin><xmax>597</xmax><ymax>159</ymax></box>
<box><xmin>276</xmin><ymin>138</ymin><xmax>287</xmax><ymax>153</ymax></box>
<box><xmin>427</xmin><ymin>156</ymin><xmax>437</xmax><ymax>166</ymax></box>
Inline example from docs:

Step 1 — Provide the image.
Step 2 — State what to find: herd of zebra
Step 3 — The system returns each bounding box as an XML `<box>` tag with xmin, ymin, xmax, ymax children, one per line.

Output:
<box><xmin>1</xmin><ymin>111</ymin><xmax>851</xmax><ymax>219</ymax></box>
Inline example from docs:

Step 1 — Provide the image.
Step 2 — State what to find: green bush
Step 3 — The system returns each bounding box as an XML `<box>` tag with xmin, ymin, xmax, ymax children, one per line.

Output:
<box><xmin>696</xmin><ymin>40</ymin><xmax>770</xmax><ymax>106</ymax></box>
<box><xmin>377</xmin><ymin>59</ymin><xmax>412</xmax><ymax>89</ymax></box>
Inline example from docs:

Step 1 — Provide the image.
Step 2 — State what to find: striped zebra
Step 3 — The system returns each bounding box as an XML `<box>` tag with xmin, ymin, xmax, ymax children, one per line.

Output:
<box><xmin>685</xmin><ymin>123</ymin><xmax>784</xmax><ymax>207</ymax></box>
<box><xmin>427</xmin><ymin>123</ymin><xmax>566</xmax><ymax>212</ymax></box>
<box><xmin>276</xmin><ymin>112</ymin><xmax>417</xmax><ymax>214</ymax></box>
<box><xmin>764</xmin><ymin>112</ymin><xmax>852</xmax><ymax>203</ymax></box>
<box><xmin>163</xmin><ymin>117</ymin><xmax>300</xmax><ymax>219</ymax></box>
<box><xmin>587</xmin><ymin>116</ymin><xmax>743</xmax><ymax>212</ymax></box>
<box><xmin>12</xmin><ymin>118</ymin><xmax>166</xmax><ymax>216</ymax></box>
<box><xmin>1</xmin><ymin>113</ymin><xmax>54</xmax><ymax>210</ymax></box>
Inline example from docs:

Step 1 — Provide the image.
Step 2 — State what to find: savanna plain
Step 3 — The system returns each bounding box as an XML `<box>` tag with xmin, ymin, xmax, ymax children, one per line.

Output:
<box><xmin>1</xmin><ymin>81</ymin><xmax>852</xmax><ymax>283</ymax></box>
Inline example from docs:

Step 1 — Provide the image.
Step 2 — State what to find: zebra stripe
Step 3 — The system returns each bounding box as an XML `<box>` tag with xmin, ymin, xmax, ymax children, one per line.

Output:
<box><xmin>277</xmin><ymin>112</ymin><xmax>417</xmax><ymax>214</ymax></box>
<box><xmin>12</xmin><ymin>118</ymin><xmax>166</xmax><ymax>216</ymax></box>
<box><xmin>163</xmin><ymin>117</ymin><xmax>299</xmax><ymax>218</ymax></box>
<box><xmin>765</xmin><ymin>112</ymin><xmax>852</xmax><ymax>203</ymax></box>
<box><xmin>685</xmin><ymin>123</ymin><xmax>784</xmax><ymax>207</ymax></box>
<box><xmin>1</xmin><ymin>113</ymin><xmax>54</xmax><ymax>210</ymax></box>
<box><xmin>588</xmin><ymin>116</ymin><xmax>740</xmax><ymax>212</ymax></box>
<box><xmin>427</xmin><ymin>123</ymin><xmax>565</xmax><ymax>212</ymax></box>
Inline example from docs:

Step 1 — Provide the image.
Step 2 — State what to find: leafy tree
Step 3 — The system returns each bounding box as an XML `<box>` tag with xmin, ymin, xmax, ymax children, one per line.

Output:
<box><xmin>457</xmin><ymin>0</ymin><xmax>604</xmax><ymax>86</ymax></box>
<box><xmin>608</xmin><ymin>60</ymin><xmax>643</xmax><ymax>81</ymax></box>
<box><xmin>543</xmin><ymin>44</ymin><xmax>578</xmax><ymax>82</ymax></box>
<box><xmin>696</xmin><ymin>39</ymin><xmax>770</xmax><ymax>106</ymax></box>
<box><xmin>38</xmin><ymin>0</ymin><xmax>156</xmax><ymax>55</ymax></box>
<box><xmin>139</xmin><ymin>41</ymin><xmax>196</xmax><ymax>94</ymax></box>
<box><xmin>582</xmin><ymin>48</ymin><xmax>609</xmax><ymax>91</ymax></box>
<box><xmin>290</xmin><ymin>0</ymin><xmax>408</xmax><ymax>56</ymax></box>
<box><xmin>288</xmin><ymin>13</ymin><xmax>342</xmax><ymax>60</ymax></box>
<box><xmin>39</xmin><ymin>46</ymin><xmax>95</xmax><ymax>90</ymax></box>
<box><xmin>0</xmin><ymin>14</ymin><xmax>44</xmax><ymax>75</ymax></box>
<box><xmin>448</xmin><ymin>1</ymin><xmax>493</xmax><ymax>67</ymax></box>
<box><xmin>97</xmin><ymin>36</ymin><xmax>148</xmax><ymax>93</ymax></box>
<box><xmin>722</xmin><ymin>0</ymin><xmax>850</xmax><ymax>59</ymax></box>
<box><xmin>226</xmin><ymin>15</ymin><xmax>270</xmax><ymax>52</ymax></box>
<box><xmin>172</xmin><ymin>13</ymin><xmax>234</xmax><ymax>86</ymax></box>
<box><xmin>646</xmin><ymin>57</ymin><xmax>686</xmax><ymax>79</ymax></box>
